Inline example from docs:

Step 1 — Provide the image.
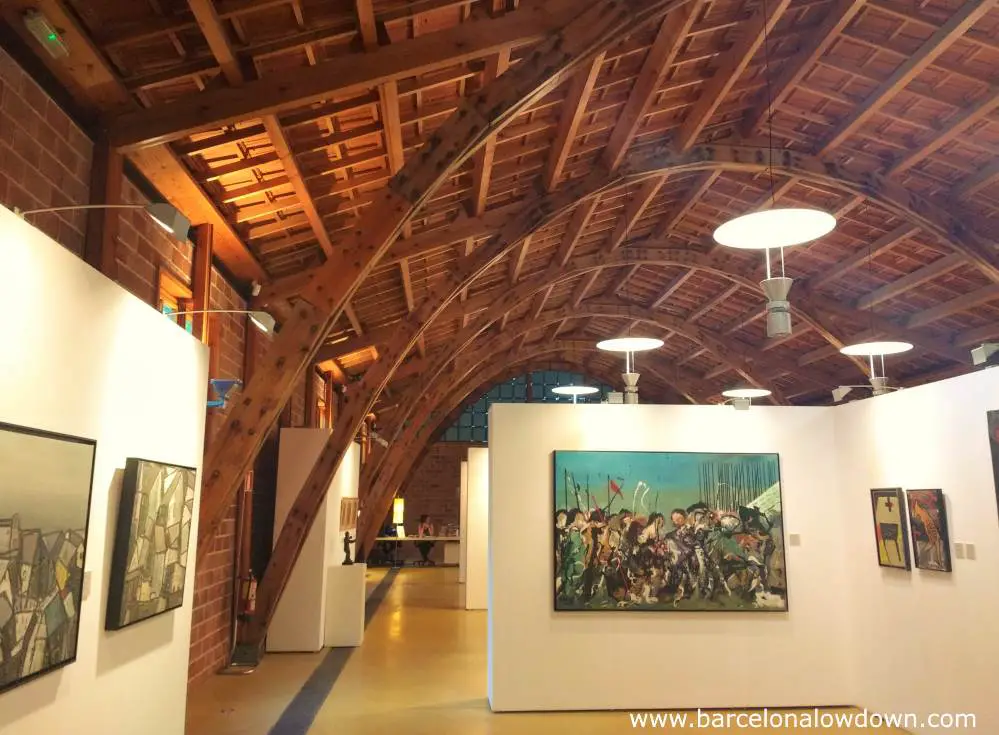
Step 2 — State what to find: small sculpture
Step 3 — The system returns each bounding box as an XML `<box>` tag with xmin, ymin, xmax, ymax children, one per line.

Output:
<box><xmin>343</xmin><ymin>531</ymin><xmax>355</xmax><ymax>565</ymax></box>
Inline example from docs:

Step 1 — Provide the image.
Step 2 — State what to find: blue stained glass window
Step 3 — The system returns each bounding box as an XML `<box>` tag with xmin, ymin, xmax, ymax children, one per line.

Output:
<box><xmin>161</xmin><ymin>303</ymin><xmax>194</xmax><ymax>334</ymax></box>
<box><xmin>441</xmin><ymin>371</ymin><xmax>611</xmax><ymax>443</ymax></box>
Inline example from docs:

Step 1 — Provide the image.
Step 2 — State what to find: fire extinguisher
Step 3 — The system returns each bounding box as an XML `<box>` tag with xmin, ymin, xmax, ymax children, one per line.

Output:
<box><xmin>239</xmin><ymin>572</ymin><xmax>258</xmax><ymax>619</ymax></box>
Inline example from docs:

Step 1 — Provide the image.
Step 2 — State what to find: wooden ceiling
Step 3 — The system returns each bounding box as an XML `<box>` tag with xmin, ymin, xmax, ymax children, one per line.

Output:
<box><xmin>9</xmin><ymin>0</ymin><xmax>999</xmax><ymax>406</ymax></box>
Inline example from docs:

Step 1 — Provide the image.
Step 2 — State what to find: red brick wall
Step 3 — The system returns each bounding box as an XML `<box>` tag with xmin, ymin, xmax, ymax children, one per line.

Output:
<box><xmin>0</xmin><ymin>48</ymin><xmax>90</xmax><ymax>254</ymax></box>
<box><xmin>400</xmin><ymin>443</ymin><xmax>474</xmax><ymax>533</ymax></box>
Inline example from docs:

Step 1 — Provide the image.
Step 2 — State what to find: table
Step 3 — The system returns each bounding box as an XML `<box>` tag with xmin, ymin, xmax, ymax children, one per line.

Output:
<box><xmin>374</xmin><ymin>536</ymin><xmax>462</xmax><ymax>567</ymax></box>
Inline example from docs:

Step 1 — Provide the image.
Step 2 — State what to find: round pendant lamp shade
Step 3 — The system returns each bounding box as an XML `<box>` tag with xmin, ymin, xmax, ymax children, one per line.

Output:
<box><xmin>713</xmin><ymin>208</ymin><xmax>836</xmax><ymax>250</ymax></box>
<box><xmin>721</xmin><ymin>387</ymin><xmax>772</xmax><ymax>399</ymax></box>
<box><xmin>551</xmin><ymin>386</ymin><xmax>600</xmax><ymax>397</ymax></box>
<box><xmin>839</xmin><ymin>341</ymin><xmax>913</xmax><ymax>357</ymax></box>
<box><xmin>596</xmin><ymin>336</ymin><xmax>664</xmax><ymax>353</ymax></box>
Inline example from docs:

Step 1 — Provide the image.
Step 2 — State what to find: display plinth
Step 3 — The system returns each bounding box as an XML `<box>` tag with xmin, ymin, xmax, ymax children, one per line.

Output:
<box><xmin>325</xmin><ymin>564</ymin><xmax>366</xmax><ymax>647</ymax></box>
<box><xmin>444</xmin><ymin>541</ymin><xmax>461</xmax><ymax>565</ymax></box>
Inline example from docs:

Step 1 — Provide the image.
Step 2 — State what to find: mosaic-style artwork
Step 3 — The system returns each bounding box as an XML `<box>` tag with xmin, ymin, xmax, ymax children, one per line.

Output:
<box><xmin>553</xmin><ymin>451</ymin><xmax>787</xmax><ymax>612</ymax></box>
<box><xmin>0</xmin><ymin>422</ymin><xmax>96</xmax><ymax>694</ymax></box>
<box><xmin>906</xmin><ymin>489</ymin><xmax>952</xmax><ymax>573</ymax></box>
<box><xmin>870</xmin><ymin>488</ymin><xmax>911</xmax><ymax>570</ymax></box>
<box><xmin>106</xmin><ymin>459</ymin><xmax>196</xmax><ymax>630</ymax></box>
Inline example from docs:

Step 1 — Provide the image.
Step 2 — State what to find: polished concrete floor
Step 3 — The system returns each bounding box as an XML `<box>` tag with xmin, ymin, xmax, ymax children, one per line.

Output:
<box><xmin>186</xmin><ymin>568</ymin><xmax>908</xmax><ymax>734</ymax></box>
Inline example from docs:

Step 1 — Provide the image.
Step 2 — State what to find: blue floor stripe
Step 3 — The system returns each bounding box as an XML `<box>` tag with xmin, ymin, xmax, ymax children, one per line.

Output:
<box><xmin>268</xmin><ymin>568</ymin><xmax>399</xmax><ymax>735</ymax></box>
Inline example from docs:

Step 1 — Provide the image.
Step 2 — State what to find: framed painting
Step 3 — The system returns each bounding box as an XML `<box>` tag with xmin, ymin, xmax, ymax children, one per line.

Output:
<box><xmin>987</xmin><ymin>411</ymin><xmax>999</xmax><ymax>524</ymax></box>
<box><xmin>552</xmin><ymin>450</ymin><xmax>787</xmax><ymax>612</ymax></box>
<box><xmin>0</xmin><ymin>421</ymin><xmax>96</xmax><ymax>694</ymax></box>
<box><xmin>906</xmin><ymin>489</ymin><xmax>952</xmax><ymax>573</ymax></box>
<box><xmin>106</xmin><ymin>458</ymin><xmax>197</xmax><ymax>630</ymax></box>
<box><xmin>339</xmin><ymin>497</ymin><xmax>359</xmax><ymax>532</ymax></box>
<box><xmin>870</xmin><ymin>488</ymin><xmax>910</xmax><ymax>570</ymax></box>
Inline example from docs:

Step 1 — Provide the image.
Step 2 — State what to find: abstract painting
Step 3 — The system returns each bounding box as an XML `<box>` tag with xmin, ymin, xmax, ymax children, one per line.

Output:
<box><xmin>0</xmin><ymin>422</ymin><xmax>96</xmax><ymax>694</ymax></box>
<box><xmin>906</xmin><ymin>489</ymin><xmax>952</xmax><ymax>572</ymax></box>
<box><xmin>106</xmin><ymin>458</ymin><xmax>196</xmax><ymax>630</ymax></box>
<box><xmin>339</xmin><ymin>497</ymin><xmax>358</xmax><ymax>532</ymax></box>
<box><xmin>553</xmin><ymin>451</ymin><xmax>786</xmax><ymax>612</ymax></box>
<box><xmin>870</xmin><ymin>488</ymin><xmax>910</xmax><ymax>570</ymax></box>
<box><xmin>988</xmin><ymin>411</ymin><xmax>999</xmax><ymax>524</ymax></box>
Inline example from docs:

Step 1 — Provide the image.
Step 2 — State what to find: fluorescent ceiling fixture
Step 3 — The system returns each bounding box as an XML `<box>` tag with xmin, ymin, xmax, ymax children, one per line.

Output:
<box><xmin>596</xmin><ymin>336</ymin><xmax>664</xmax><ymax>353</ymax></box>
<box><xmin>721</xmin><ymin>387</ymin><xmax>772</xmax><ymax>399</ymax></box>
<box><xmin>839</xmin><ymin>341</ymin><xmax>913</xmax><ymax>357</ymax></box>
<box><xmin>551</xmin><ymin>385</ymin><xmax>599</xmax><ymax>397</ymax></box>
<box><xmin>713</xmin><ymin>208</ymin><xmax>836</xmax><ymax>249</ymax></box>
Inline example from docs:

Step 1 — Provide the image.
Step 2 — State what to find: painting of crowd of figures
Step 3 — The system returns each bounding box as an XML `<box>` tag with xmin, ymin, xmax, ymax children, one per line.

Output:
<box><xmin>106</xmin><ymin>458</ymin><xmax>196</xmax><ymax>630</ymax></box>
<box><xmin>553</xmin><ymin>451</ymin><xmax>787</xmax><ymax>612</ymax></box>
<box><xmin>0</xmin><ymin>422</ymin><xmax>96</xmax><ymax>693</ymax></box>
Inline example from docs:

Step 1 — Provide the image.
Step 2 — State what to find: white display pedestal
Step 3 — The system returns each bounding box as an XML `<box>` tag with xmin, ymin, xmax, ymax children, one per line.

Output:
<box><xmin>325</xmin><ymin>563</ymin><xmax>366</xmax><ymax>647</ymax></box>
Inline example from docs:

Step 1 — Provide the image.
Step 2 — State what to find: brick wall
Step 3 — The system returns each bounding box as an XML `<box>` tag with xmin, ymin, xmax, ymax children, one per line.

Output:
<box><xmin>401</xmin><ymin>443</ymin><xmax>474</xmax><ymax>532</ymax></box>
<box><xmin>0</xmin><ymin>48</ymin><xmax>90</xmax><ymax>254</ymax></box>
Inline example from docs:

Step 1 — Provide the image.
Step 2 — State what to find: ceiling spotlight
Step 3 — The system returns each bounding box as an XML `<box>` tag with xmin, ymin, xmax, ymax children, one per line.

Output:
<box><xmin>551</xmin><ymin>385</ymin><xmax>599</xmax><ymax>404</ymax></box>
<box><xmin>712</xmin><ymin>208</ymin><xmax>836</xmax><ymax>250</ymax></box>
<box><xmin>595</xmin><ymin>337</ymin><xmax>664</xmax><ymax>352</ymax></box>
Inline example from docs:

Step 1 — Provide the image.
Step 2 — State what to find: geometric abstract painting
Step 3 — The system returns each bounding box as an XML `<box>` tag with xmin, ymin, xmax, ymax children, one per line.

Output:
<box><xmin>870</xmin><ymin>488</ymin><xmax>911</xmax><ymax>570</ymax></box>
<box><xmin>0</xmin><ymin>422</ymin><xmax>96</xmax><ymax>694</ymax></box>
<box><xmin>906</xmin><ymin>489</ymin><xmax>952</xmax><ymax>573</ymax></box>
<box><xmin>106</xmin><ymin>458</ymin><xmax>196</xmax><ymax>630</ymax></box>
<box><xmin>553</xmin><ymin>451</ymin><xmax>787</xmax><ymax>612</ymax></box>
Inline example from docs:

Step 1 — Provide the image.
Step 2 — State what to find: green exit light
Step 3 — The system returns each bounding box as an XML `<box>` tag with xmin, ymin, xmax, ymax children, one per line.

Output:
<box><xmin>47</xmin><ymin>33</ymin><xmax>57</xmax><ymax>41</ymax></box>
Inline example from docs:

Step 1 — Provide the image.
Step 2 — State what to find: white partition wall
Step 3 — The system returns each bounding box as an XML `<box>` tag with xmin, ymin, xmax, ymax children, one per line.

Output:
<box><xmin>465</xmin><ymin>448</ymin><xmax>489</xmax><ymax>610</ymax></box>
<box><xmin>269</xmin><ymin>433</ymin><xmax>360</xmax><ymax>652</ymax></box>
<box><xmin>488</xmin><ymin>403</ymin><xmax>853</xmax><ymax>711</ymax></box>
<box><xmin>459</xmin><ymin>459</ymin><xmax>469</xmax><ymax>584</ymax></box>
<box><xmin>835</xmin><ymin>369</ymin><xmax>999</xmax><ymax>734</ymax></box>
<box><xmin>0</xmin><ymin>207</ymin><xmax>209</xmax><ymax>735</ymax></box>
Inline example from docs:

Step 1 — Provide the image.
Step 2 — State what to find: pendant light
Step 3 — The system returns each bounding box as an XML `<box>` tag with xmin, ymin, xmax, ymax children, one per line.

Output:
<box><xmin>721</xmin><ymin>386</ymin><xmax>772</xmax><ymax>410</ymax></box>
<box><xmin>551</xmin><ymin>385</ymin><xmax>600</xmax><ymax>404</ymax></box>
<box><xmin>710</xmin><ymin>0</ymin><xmax>835</xmax><ymax>338</ymax></box>
<box><xmin>595</xmin><ymin>279</ymin><xmax>663</xmax><ymax>403</ymax></box>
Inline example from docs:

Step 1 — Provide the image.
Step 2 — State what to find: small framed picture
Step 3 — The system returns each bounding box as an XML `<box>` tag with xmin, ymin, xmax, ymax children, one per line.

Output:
<box><xmin>906</xmin><ymin>489</ymin><xmax>952</xmax><ymax>573</ymax></box>
<box><xmin>870</xmin><ymin>488</ymin><xmax>910</xmax><ymax>570</ymax></box>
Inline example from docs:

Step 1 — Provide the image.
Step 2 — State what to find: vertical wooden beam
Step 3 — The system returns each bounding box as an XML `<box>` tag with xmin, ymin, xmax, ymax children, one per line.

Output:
<box><xmin>344</xmin><ymin>301</ymin><xmax>364</xmax><ymax>335</ymax></box>
<box><xmin>544</xmin><ymin>54</ymin><xmax>605</xmax><ymax>191</ymax></box>
<box><xmin>378</xmin><ymin>80</ymin><xmax>406</xmax><ymax>174</ymax></box>
<box><xmin>818</xmin><ymin>0</ymin><xmax>997</xmax><ymax>155</ymax></box>
<box><xmin>676</xmin><ymin>0</ymin><xmax>793</xmax><ymax>151</ymax></box>
<box><xmin>509</xmin><ymin>235</ymin><xmax>531</xmax><ymax>284</ymax></box>
<box><xmin>83</xmin><ymin>138</ymin><xmax>122</xmax><ymax>278</ymax></box>
<box><xmin>191</xmin><ymin>224</ymin><xmax>214</xmax><ymax>343</ymax></box>
<box><xmin>325</xmin><ymin>373</ymin><xmax>336</xmax><ymax>427</ymax></box>
<box><xmin>243</xmin><ymin>312</ymin><xmax>261</xmax><ymax>382</ymax></box>
<box><xmin>602</xmin><ymin>8</ymin><xmax>698</xmax><ymax>170</ymax></box>
<box><xmin>400</xmin><ymin>258</ymin><xmax>415</xmax><ymax>312</ymax></box>
<box><xmin>305</xmin><ymin>367</ymin><xmax>317</xmax><ymax>427</ymax></box>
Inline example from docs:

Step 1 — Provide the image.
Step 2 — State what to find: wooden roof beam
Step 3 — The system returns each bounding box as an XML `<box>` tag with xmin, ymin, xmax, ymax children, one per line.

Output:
<box><xmin>110</xmin><ymin>2</ymin><xmax>585</xmax><ymax>150</ymax></box>
<box><xmin>602</xmin><ymin>7</ymin><xmax>698</xmax><ymax>171</ymax></box>
<box><xmin>954</xmin><ymin>158</ymin><xmax>999</xmax><ymax>198</ymax></box>
<box><xmin>652</xmin><ymin>170</ymin><xmax>720</xmax><ymax>238</ymax></box>
<box><xmin>571</xmin><ymin>271</ymin><xmax>602</xmax><ymax>307</ymax></box>
<box><xmin>543</xmin><ymin>53</ymin><xmax>605</xmax><ymax>191</ymax></box>
<box><xmin>808</xmin><ymin>224</ymin><xmax>917</xmax><ymax>290</ymax></box>
<box><xmin>607</xmin><ymin>176</ymin><xmax>666</xmax><ymax>251</ymax></box>
<box><xmin>906</xmin><ymin>284</ymin><xmax>999</xmax><ymax>329</ymax></box>
<box><xmin>555</xmin><ymin>198</ymin><xmax>600</xmax><ymax>266</ymax></box>
<box><xmin>651</xmin><ymin>270</ymin><xmax>694</xmax><ymax>308</ymax></box>
<box><xmin>607</xmin><ymin>264</ymin><xmax>642</xmax><ymax>295</ymax></box>
<box><xmin>470</xmin><ymin>49</ymin><xmax>513</xmax><ymax>215</ymax></box>
<box><xmin>675</xmin><ymin>0</ymin><xmax>793</xmax><ymax>151</ymax></box>
<box><xmin>855</xmin><ymin>253</ymin><xmax>965</xmax><ymax>310</ymax></box>
<box><xmin>686</xmin><ymin>284</ymin><xmax>741</xmax><ymax>323</ymax></box>
<box><xmin>742</xmin><ymin>0</ymin><xmax>865</xmax><ymax>136</ymax></box>
<box><xmin>817</xmin><ymin>0</ymin><xmax>998</xmax><ymax>155</ymax></box>
<box><xmin>509</xmin><ymin>235</ymin><xmax>532</xmax><ymax>284</ymax></box>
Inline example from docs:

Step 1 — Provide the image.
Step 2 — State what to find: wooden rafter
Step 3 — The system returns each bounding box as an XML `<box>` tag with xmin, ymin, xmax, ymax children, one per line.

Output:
<box><xmin>652</xmin><ymin>170</ymin><xmax>719</xmax><ymax>238</ymax></box>
<box><xmin>555</xmin><ymin>198</ymin><xmax>600</xmax><ymax>266</ymax></box>
<box><xmin>817</xmin><ymin>0</ymin><xmax>998</xmax><ymax>155</ymax></box>
<box><xmin>544</xmin><ymin>53</ymin><xmax>605</xmax><ymax>191</ymax></box>
<box><xmin>607</xmin><ymin>177</ymin><xmax>665</xmax><ymax>250</ymax></box>
<box><xmin>675</xmin><ymin>0</ymin><xmax>793</xmax><ymax>151</ymax></box>
<box><xmin>470</xmin><ymin>49</ymin><xmax>512</xmax><ymax>215</ymax></box>
<box><xmin>808</xmin><ymin>224</ymin><xmax>917</xmax><ymax>290</ymax></box>
<box><xmin>855</xmin><ymin>254</ymin><xmax>965</xmax><ymax>310</ymax></box>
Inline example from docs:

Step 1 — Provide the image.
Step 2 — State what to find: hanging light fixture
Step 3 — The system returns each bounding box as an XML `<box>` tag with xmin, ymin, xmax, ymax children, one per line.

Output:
<box><xmin>595</xmin><ymin>337</ymin><xmax>664</xmax><ymax>352</ymax></box>
<box><xmin>721</xmin><ymin>386</ymin><xmax>772</xmax><ymax>410</ymax></box>
<box><xmin>551</xmin><ymin>385</ymin><xmax>600</xmax><ymax>404</ymax></box>
<box><xmin>710</xmin><ymin>0</ymin><xmax>835</xmax><ymax>339</ymax></box>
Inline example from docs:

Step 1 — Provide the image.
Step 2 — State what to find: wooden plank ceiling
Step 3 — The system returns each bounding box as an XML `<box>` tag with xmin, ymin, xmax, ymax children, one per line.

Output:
<box><xmin>8</xmin><ymin>0</ymin><xmax>999</xmax><ymax>406</ymax></box>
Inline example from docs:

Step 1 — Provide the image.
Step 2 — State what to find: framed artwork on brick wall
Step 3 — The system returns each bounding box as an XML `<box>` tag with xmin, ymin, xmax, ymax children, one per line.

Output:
<box><xmin>106</xmin><ymin>458</ymin><xmax>197</xmax><ymax>630</ymax></box>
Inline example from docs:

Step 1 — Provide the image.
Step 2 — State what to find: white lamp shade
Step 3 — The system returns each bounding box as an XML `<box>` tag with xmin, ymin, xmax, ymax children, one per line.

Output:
<box><xmin>596</xmin><ymin>336</ymin><xmax>664</xmax><ymax>353</ymax></box>
<box><xmin>713</xmin><ymin>208</ymin><xmax>836</xmax><ymax>249</ymax></box>
<box><xmin>145</xmin><ymin>202</ymin><xmax>191</xmax><ymax>239</ymax></box>
<box><xmin>249</xmin><ymin>310</ymin><xmax>276</xmax><ymax>333</ymax></box>
<box><xmin>839</xmin><ymin>341</ymin><xmax>913</xmax><ymax>357</ymax></box>
<box><xmin>721</xmin><ymin>387</ymin><xmax>772</xmax><ymax>399</ymax></box>
<box><xmin>551</xmin><ymin>385</ymin><xmax>600</xmax><ymax>397</ymax></box>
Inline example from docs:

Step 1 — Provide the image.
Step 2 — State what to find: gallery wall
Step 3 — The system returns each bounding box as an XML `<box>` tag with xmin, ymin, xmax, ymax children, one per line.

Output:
<box><xmin>835</xmin><ymin>369</ymin><xmax>999</xmax><ymax>733</ymax></box>
<box><xmin>0</xmin><ymin>208</ymin><xmax>210</xmax><ymax>733</ymax></box>
<box><xmin>488</xmin><ymin>403</ymin><xmax>853</xmax><ymax>711</ymax></box>
<box><xmin>465</xmin><ymin>448</ymin><xmax>489</xmax><ymax>611</ymax></box>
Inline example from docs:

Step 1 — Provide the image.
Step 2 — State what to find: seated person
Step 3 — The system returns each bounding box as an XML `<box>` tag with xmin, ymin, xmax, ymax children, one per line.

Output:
<box><xmin>415</xmin><ymin>514</ymin><xmax>436</xmax><ymax>565</ymax></box>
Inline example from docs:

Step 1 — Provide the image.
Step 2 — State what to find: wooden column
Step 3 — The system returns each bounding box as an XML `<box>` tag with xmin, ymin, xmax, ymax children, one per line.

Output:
<box><xmin>83</xmin><ymin>138</ymin><xmax>122</xmax><ymax>278</ymax></box>
<box><xmin>305</xmin><ymin>367</ymin><xmax>317</xmax><ymax>428</ymax></box>
<box><xmin>191</xmin><ymin>224</ymin><xmax>214</xmax><ymax>344</ymax></box>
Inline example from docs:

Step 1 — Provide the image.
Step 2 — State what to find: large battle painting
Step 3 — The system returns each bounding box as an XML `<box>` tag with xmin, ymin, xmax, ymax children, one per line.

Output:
<box><xmin>553</xmin><ymin>451</ymin><xmax>787</xmax><ymax>612</ymax></box>
<box><xmin>106</xmin><ymin>458</ymin><xmax>196</xmax><ymax>630</ymax></box>
<box><xmin>0</xmin><ymin>422</ymin><xmax>96</xmax><ymax>694</ymax></box>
